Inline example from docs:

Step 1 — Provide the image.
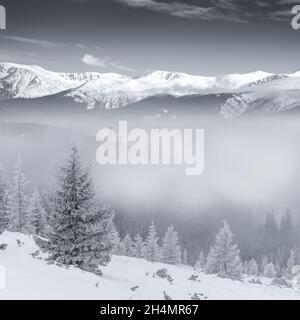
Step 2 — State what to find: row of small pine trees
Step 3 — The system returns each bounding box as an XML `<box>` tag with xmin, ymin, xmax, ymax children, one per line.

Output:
<box><xmin>114</xmin><ymin>220</ymin><xmax>297</xmax><ymax>280</ymax></box>
<box><xmin>112</xmin><ymin>224</ymin><xmax>183</xmax><ymax>265</ymax></box>
<box><xmin>0</xmin><ymin>157</ymin><xmax>47</xmax><ymax>235</ymax></box>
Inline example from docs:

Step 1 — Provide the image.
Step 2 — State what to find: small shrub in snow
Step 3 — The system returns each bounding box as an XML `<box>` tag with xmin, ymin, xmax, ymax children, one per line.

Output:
<box><xmin>130</xmin><ymin>285</ymin><xmax>139</xmax><ymax>292</ymax></box>
<box><xmin>271</xmin><ymin>277</ymin><xmax>292</xmax><ymax>288</ymax></box>
<box><xmin>16</xmin><ymin>239</ymin><xmax>24</xmax><ymax>247</ymax></box>
<box><xmin>191</xmin><ymin>293</ymin><xmax>206</xmax><ymax>300</ymax></box>
<box><xmin>249</xmin><ymin>277</ymin><xmax>262</xmax><ymax>285</ymax></box>
<box><xmin>155</xmin><ymin>268</ymin><xmax>174</xmax><ymax>284</ymax></box>
<box><xmin>33</xmin><ymin>235</ymin><xmax>49</xmax><ymax>251</ymax></box>
<box><xmin>0</xmin><ymin>243</ymin><xmax>7</xmax><ymax>250</ymax></box>
<box><xmin>156</xmin><ymin>268</ymin><xmax>169</xmax><ymax>278</ymax></box>
<box><xmin>188</xmin><ymin>274</ymin><xmax>199</xmax><ymax>282</ymax></box>
<box><xmin>163</xmin><ymin>291</ymin><xmax>172</xmax><ymax>300</ymax></box>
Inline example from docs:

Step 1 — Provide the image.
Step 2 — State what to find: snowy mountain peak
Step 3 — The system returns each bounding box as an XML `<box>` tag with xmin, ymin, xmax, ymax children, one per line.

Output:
<box><xmin>289</xmin><ymin>70</ymin><xmax>300</xmax><ymax>77</ymax></box>
<box><xmin>144</xmin><ymin>71</ymin><xmax>193</xmax><ymax>81</ymax></box>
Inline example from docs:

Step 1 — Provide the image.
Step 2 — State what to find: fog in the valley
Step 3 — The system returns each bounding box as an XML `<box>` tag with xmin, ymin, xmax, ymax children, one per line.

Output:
<box><xmin>0</xmin><ymin>99</ymin><xmax>299</xmax><ymax>220</ymax></box>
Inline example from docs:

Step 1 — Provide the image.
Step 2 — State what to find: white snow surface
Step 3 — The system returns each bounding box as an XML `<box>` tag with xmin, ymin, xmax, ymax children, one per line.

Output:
<box><xmin>0</xmin><ymin>232</ymin><xmax>300</xmax><ymax>300</ymax></box>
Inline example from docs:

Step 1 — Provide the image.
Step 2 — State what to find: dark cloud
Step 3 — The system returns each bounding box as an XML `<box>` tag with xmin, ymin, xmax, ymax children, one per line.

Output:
<box><xmin>113</xmin><ymin>0</ymin><xmax>297</xmax><ymax>23</ymax></box>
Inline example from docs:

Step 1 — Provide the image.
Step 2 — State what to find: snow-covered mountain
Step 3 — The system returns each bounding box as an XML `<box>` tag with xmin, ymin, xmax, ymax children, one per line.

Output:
<box><xmin>1</xmin><ymin>231</ymin><xmax>299</xmax><ymax>300</ymax></box>
<box><xmin>1</xmin><ymin>62</ymin><xmax>300</xmax><ymax>117</ymax></box>
<box><xmin>0</xmin><ymin>63</ymin><xmax>83</xmax><ymax>99</ymax></box>
<box><xmin>0</xmin><ymin>63</ymin><xmax>272</xmax><ymax>105</ymax></box>
<box><xmin>220</xmin><ymin>75</ymin><xmax>300</xmax><ymax>118</ymax></box>
<box><xmin>61</xmin><ymin>70</ymin><xmax>278</xmax><ymax>109</ymax></box>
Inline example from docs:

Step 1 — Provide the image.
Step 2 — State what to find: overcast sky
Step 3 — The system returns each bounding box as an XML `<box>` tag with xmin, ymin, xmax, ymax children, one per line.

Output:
<box><xmin>0</xmin><ymin>0</ymin><xmax>299</xmax><ymax>75</ymax></box>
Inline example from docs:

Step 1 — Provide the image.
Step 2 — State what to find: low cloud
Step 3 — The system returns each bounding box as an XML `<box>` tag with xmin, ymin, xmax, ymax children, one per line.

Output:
<box><xmin>115</xmin><ymin>0</ymin><xmax>247</xmax><ymax>23</ymax></box>
<box><xmin>82</xmin><ymin>54</ymin><xmax>135</xmax><ymax>72</ymax></box>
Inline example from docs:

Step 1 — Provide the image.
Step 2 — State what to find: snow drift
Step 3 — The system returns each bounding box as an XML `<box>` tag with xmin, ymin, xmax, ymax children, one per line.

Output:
<box><xmin>0</xmin><ymin>231</ymin><xmax>300</xmax><ymax>300</ymax></box>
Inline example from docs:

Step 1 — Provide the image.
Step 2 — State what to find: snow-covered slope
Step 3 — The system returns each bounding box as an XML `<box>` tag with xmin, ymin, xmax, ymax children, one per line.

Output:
<box><xmin>220</xmin><ymin>75</ymin><xmax>300</xmax><ymax>118</ymax></box>
<box><xmin>0</xmin><ymin>63</ymin><xmax>84</xmax><ymax>99</ymax></box>
<box><xmin>0</xmin><ymin>231</ymin><xmax>299</xmax><ymax>300</ymax></box>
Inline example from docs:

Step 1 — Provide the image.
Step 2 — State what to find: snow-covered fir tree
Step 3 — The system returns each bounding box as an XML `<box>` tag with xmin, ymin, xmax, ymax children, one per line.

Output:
<box><xmin>261</xmin><ymin>256</ymin><xmax>268</xmax><ymax>273</ymax></box>
<box><xmin>8</xmin><ymin>156</ymin><xmax>30</xmax><ymax>232</ymax></box>
<box><xmin>133</xmin><ymin>234</ymin><xmax>144</xmax><ymax>258</ymax></box>
<box><xmin>242</xmin><ymin>260</ymin><xmax>249</xmax><ymax>275</ymax></box>
<box><xmin>275</xmin><ymin>261</ymin><xmax>282</xmax><ymax>277</ymax></box>
<box><xmin>263</xmin><ymin>262</ymin><xmax>276</xmax><ymax>278</ymax></box>
<box><xmin>286</xmin><ymin>249</ymin><xmax>295</xmax><ymax>278</ymax></box>
<box><xmin>206</xmin><ymin>221</ymin><xmax>242</xmax><ymax>279</ymax></box>
<box><xmin>248</xmin><ymin>258</ymin><xmax>259</xmax><ymax>276</ymax></box>
<box><xmin>142</xmin><ymin>222</ymin><xmax>161</xmax><ymax>262</ymax></box>
<box><xmin>26</xmin><ymin>189</ymin><xmax>47</xmax><ymax>236</ymax></box>
<box><xmin>48</xmin><ymin>145</ymin><xmax>115</xmax><ymax>273</ymax></box>
<box><xmin>194</xmin><ymin>251</ymin><xmax>206</xmax><ymax>271</ymax></box>
<box><xmin>110</xmin><ymin>224</ymin><xmax>121</xmax><ymax>255</ymax></box>
<box><xmin>161</xmin><ymin>226</ymin><xmax>182</xmax><ymax>265</ymax></box>
<box><xmin>0</xmin><ymin>163</ymin><xmax>9</xmax><ymax>234</ymax></box>
<box><xmin>114</xmin><ymin>240</ymin><xmax>126</xmax><ymax>256</ymax></box>
<box><xmin>123</xmin><ymin>234</ymin><xmax>134</xmax><ymax>257</ymax></box>
<box><xmin>94</xmin><ymin>204</ymin><xmax>116</xmax><ymax>266</ymax></box>
<box><xmin>182</xmin><ymin>249</ymin><xmax>188</xmax><ymax>265</ymax></box>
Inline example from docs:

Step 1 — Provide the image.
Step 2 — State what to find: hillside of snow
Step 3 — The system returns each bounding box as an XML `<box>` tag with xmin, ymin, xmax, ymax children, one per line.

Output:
<box><xmin>0</xmin><ymin>232</ymin><xmax>300</xmax><ymax>300</ymax></box>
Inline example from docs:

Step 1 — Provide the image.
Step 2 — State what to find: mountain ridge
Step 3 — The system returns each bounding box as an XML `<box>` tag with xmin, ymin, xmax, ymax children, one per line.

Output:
<box><xmin>1</xmin><ymin>62</ymin><xmax>300</xmax><ymax>117</ymax></box>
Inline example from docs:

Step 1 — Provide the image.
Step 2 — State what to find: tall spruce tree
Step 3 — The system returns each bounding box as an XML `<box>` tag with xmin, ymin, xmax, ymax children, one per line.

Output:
<box><xmin>110</xmin><ymin>224</ymin><xmax>121</xmax><ymax>255</ymax></box>
<box><xmin>261</xmin><ymin>256</ymin><xmax>269</xmax><ymax>273</ymax></box>
<box><xmin>243</xmin><ymin>261</ymin><xmax>250</xmax><ymax>275</ymax></box>
<box><xmin>123</xmin><ymin>234</ymin><xmax>134</xmax><ymax>257</ymax></box>
<box><xmin>133</xmin><ymin>234</ymin><xmax>144</xmax><ymax>258</ymax></box>
<box><xmin>182</xmin><ymin>249</ymin><xmax>188</xmax><ymax>265</ymax></box>
<box><xmin>248</xmin><ymin>258</ymin><xmax>259</xmax><ymax>276</ymax></box>
<box><xmin>8</xmin><ymin>156</ymin><xmax>30</xmax><ymax>232</ymax></box>
<box><xmin>0</xmin><ymin>163</ymin><xmax>9</xmax><ymax>234</ymax></box>
<box><xmin>194</xmin><ymin>251</ymin><xmax>206</xmax><ymax>271</ymax></box>
<box><xmin>26</xmin><ymin>189</ymin><xmax>47</xmax><ymax>235</ymax></box>
<box><xmin>48</xmin><ymin>145</ymin><xmax>115</xmax><ymax>273</ymax></box>
<box><xmin>263</xmin><ymin>262</ymin><xmax>276</xmax><ymax>278</ymax></box>
<box><xmin>143</xmin><ymin>222</ymin><xmax>161</xmax><ymax>262</ymax></box>
<box><xmin>286</xmin><ymin>249</ymin><xmax>295</xmax><ymax>278</ymax></box>
<box><xmin>206</xmin><ymin>221</ymin><xmax>242</xmax><ymax>279</ymax></box>
<box><xmin>280</xmin><ymin>210</ymin><xmax>293</xmax><ymax>246</ymax></box>
<box><xmin>161</xmin><ymin>226</ymin><xmax>182</xmax><ymax>265</ymax></box>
